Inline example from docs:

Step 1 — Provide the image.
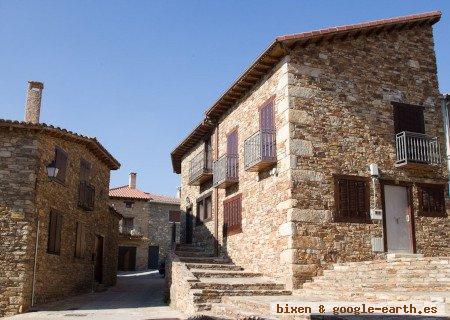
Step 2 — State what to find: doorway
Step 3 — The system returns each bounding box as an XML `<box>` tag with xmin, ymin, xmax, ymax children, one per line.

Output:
<box><xmin>185</xmin><ymin>207</ymin><xmax>193</xmax><ymax>244</ymax></box>
<box><xmin>148</xmin><ymin>246</ymin><xmax>159</xmax><ymax>269</ymax></box>
<box><xmin>118</xmin><ymin>246</ymin><xmax>137</xmax><ymax>271</ymax></box>
<box><xmin>383</xmin><ymin>183</ymin><xmax>415</xmax><ymax>253</ymax></box>
<box><xmin>94</xmin><ymin>235</ymin><xmax>104</xmax><ymax>283</ymax></box>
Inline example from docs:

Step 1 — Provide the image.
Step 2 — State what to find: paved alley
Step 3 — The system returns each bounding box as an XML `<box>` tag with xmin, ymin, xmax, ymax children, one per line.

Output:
<box><xmin>4</xmin><ymin>271</ymin><xmax>186</xmax><ymax>320</ymax></box>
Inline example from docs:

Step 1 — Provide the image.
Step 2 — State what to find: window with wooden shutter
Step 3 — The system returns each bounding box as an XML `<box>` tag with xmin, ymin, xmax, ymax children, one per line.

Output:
<box><xmin>47</xmin><ymin>211</ymin><xmax>63</xmax><ymax>254</ymax></box>
<box><xmin>334</xmin><ymin>175</ymin><xmax>370</xmax><ymax>223</ymax></box>
<box><xmin>223</xmin><ymin>194</ymin><xmax>242</xmax><ymax>236</ymax></box>
<box><xmin>54</xmin><ymin>147</ymin><xmax>68</xmax><ymax>183</ymax></box>
<box><xmin>393</xmin><ymin>102</ymin><xmax>425</xmax><ymax>134</ymax></box>
<box><xmin>418</xmin><ymin>184</ymin><xmax>447</xmax><ymax>217</ymax></box>
<box><xmin>196</xmin><ymin>200</ymin><xmax>204</xmax><ymax>225</ymax></box>
<box><xmin>80</xmin><ymin>159</ymin><xmax>91</xmax><ymax>181</ymax></box>
<box><xmin>169</xmin><ymin>211</ymin><xmax>181</xmax><ymax>223</ymax></box>
<box><xmin>75</xmin><ymin>222</ymin><xmax>86</xmax><ymax>258</ymax></box>
<box><xmin>204</xmin><ymin>196</ymin><xmax>212</xmax><ymax>221</ymax></box>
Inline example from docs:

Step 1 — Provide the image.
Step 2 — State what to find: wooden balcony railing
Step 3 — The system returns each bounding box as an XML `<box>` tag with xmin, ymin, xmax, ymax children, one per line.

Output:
<box><xmin>244</xmin><ymin>130</ymin><xmax>276</xmax><ymax>171</ymax></box>
<box><xmin>213</xmin><ymin>154</ymin><xmax>238</xmax><ymax>188</ymax></box>
<box><xmin>189</xmin><ymin>148</ymin><xmax>213</xmax><ymax>185</ymax></box>
<box><xmin>395</xmin><ymin>131</ymin><xmax>441</xmax><ymax>168</ymax></box>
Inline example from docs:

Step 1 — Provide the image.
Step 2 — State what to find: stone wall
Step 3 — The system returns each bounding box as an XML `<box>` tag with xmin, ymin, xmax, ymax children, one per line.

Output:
<box><xmin>148</xmin><ymin>201</ymin><xmax>181</xmax><ymax>267</ymax></box>
<box><xmin>180</xmin><ymin>57</ymin><xmax>293</xmax><ymax>284</ymax></box>
<box><xmin>0</xmin><ymin>129</ymin><xmax>38</xmax><ymax>317</ymax></box>
<box><xmin>286</xmin><ymin>25</ymin><xmax>448</xmax><ymax>287</ymax></box>
<box><xmin>111</xmin><ymin>198</ymin><xmax>150</xmax><ymax>270</ymax></box>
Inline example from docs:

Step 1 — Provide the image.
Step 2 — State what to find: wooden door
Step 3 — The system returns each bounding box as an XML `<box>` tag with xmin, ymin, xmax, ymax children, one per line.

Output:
<box><xmin>148</xmin><ymin>246</ymin><xmax>159</xmax><ymax>269</ymax></box>
<box><xmin>384</xmin><ymin>185</ymin><xmax>413</xmax><ymax>253</ymax></box>
<box><xmin>118</xmin><ymin>246</ymin><xmax>136</xmax><ymax>271</ymax></box>
<box><xmin>226</xmin><ymin>131</ymin><xmax>238</xmax><ymax>176</ymax></box>
<box><xmin>185</xmin><ymin>207</ymin><xmax>193</xmax><ymax>244</ymax></box>
<box><xmin>94</xmin><ymin>235</ymin><xmax>104</xmax><ymax>282</ymax></box>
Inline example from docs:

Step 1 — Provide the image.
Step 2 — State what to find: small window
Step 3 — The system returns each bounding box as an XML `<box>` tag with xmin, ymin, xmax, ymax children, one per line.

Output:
<box><xmin>125</xmin><ymin>201</ymin><xmax>133</xmax><ymax>209</ymax></box>
<box><xmin>54</xmin><ymin>147</ymin><xmax>68</xmax><ymax>183</ymax></box>
<box><xmin>48</xmin><ymin>211</ymin><xmax>63</xmax><ymax>254</ymax></box>
<box><xmin>123</xmin><ymin>217</ymin><xmax>134</xmax><ymax>229</ymax></box>
<box><xmin>196</xmin><ymin>200</ymin><xmax>204</xmax><ymax>225</ymax></box>
<box><xmin>75</xmin><ymin>222</ymin><xmax>86</xmax><ymax>258</ymax></box>
<box><xmin>334</xmin><ymin>175</ymin><xmax>370</xmax><ymax>223</ymax></box>
<box><xmin>169</xmin><ymin>211</ymin><xmax>181</xmax><ymax>223</ymax></box>
<box><xmin>80</xmin><ymin>159</ymin><xmax>91</xmax><ymax>182</ymax></box>
<box><xmin>223</xmin><ymin>194</ymin><xmax>242</xmax><ymax>236</ymax></box>
<box><xmin>196</xmin><ymin>195</ymin><xmax>213</xmax><ymax>225</ymax></box>
<box><xmin>419</xmin><ymin>184</ymin><xmax>447</xmax><ymax>217</ymax></box>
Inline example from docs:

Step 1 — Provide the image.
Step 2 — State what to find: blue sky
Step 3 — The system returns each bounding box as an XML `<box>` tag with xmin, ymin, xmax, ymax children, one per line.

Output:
<box><xmin>1</xmin><ymin>1</ymin><xmax>449</xmax><ymax>196</ymax></box>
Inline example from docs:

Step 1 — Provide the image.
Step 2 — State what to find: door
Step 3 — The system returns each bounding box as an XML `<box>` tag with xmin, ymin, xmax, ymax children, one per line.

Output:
<box><xmin>171</xmin><ymin>223</ymin><xmax>177</xmax><ymax>245</ymax></box>
<box><xmin>148</xmin><ymin>246</ymin><xmax>159</xmax><ymax>269</ymax></box>
<box><xmin>384</xmin><ymin>185</ymin><xmax>413</xmax><ymax>252</ymax></box>
<box><xmin>118</xmin><ymin>246</ymin><xmax>136</xmax><ymax>271</ymax></box>
<box><xmin>94</xmin><ymin>235</ymin><xmax>104</xmax><ymax>282</ymax></box>
<box><xmin>259</xmin><ymin>102</ymin><xmax>275</xmax><ymax>157</ymax></box>
<box><xmin>185</xmin><ymin>207</ymin><xmax>193</xmax><ymax>244</ymax></box>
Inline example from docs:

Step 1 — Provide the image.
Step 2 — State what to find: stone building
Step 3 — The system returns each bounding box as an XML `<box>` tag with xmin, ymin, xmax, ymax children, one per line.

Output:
<box><xmin>0</xmin><ymin>81</ymin><xmax>122</xmax><ymax>317</ymax></box>
<box><xmin>171</xmin><ymin>11</ymin><xmax>449</xmax><ymax>290</ymax></box>
<box><xmin>110</xmin><ymin>173</ymin><xmax>180</xmax><ymax>271</ymax></box>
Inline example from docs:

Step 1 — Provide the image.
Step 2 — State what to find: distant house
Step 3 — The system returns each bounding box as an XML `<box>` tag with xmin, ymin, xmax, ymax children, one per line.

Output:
<box><xmin>110</xmin><ymin>173</ymin><xmax>180</xmax><ymax>271</ymax></box>
<box><xmin>0</xmin><ymin>81</ymin><xmax>121</xmax><ymax>317</ymax></box>
<box><xmin>171</xmin><ymin>11</ymin><xmax>449</xmax><ymax>290</ymax></box>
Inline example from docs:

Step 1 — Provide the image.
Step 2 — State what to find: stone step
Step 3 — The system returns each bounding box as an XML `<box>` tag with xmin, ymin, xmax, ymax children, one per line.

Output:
<box><xmin>209</xmin><ymin>302</ymin><xmax>279</xmax><ymax>320</ymax></box>
<box><xmin>175</xmin><ymin>250</ymin><xmax>215</xmax><ymax>257</ymax></box>
<box><xmin>175</xmin><ymin>244</ymin><xmax>205</xmax><ymax>252</ymax></box>
<box><xmin>303</xmin><ymin>281</ymin><xmax>449</xmax><ymax>292</ymax></box>
<box><xmin>192</xmin><ymin>280</ymin><xmax>285</xmax><ymax>291</ymax></box>
<box><xmin>322</xmin><ymin>268</ymin><xmax>449</xmax><ymax>278</ymax></box>
<box><xmin>186</xmin><ymin>263</ymin><xmax>243</xmax><ymax>271</ymax></box>
<box><xmin>190</xmin><ymin>269</ymin><xmax>263</xmax><ymax>278</ymax></box>
<box><xmin>177</xmin><ymin>256</ymin><xmax>231</xmax><ymax>264</ymax></box>
<box><xmin>195</xmin><ymin>289</ymin><xmax>292</xmax><ymax>299</ymax></box>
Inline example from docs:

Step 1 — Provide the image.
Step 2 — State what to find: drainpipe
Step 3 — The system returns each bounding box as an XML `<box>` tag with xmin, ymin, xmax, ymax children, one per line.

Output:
<box><xmin>31</xmin><ymin>218</ymin><xmax>40</xmax><ymax>307</ymax></box>
<box><xmin>442</xmin><ymin>94</ymin><xmax>450</xmax><ymax>194</ymax></box>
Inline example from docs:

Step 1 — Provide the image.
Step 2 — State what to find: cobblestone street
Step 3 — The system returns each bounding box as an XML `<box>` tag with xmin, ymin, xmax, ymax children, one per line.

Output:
<box><xmin>4</xmin><ymin>271</ymin><xmax>185</xmax><ymax>320</ymax></box>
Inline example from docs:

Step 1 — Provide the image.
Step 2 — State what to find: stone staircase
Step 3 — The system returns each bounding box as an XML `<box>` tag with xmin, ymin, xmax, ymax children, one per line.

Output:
<box><xmin>172</xmin><ymin>244</ymin><xmax>291</xmax><ymax>315</ymax></box>
<box><xmin>205</xmin><ymin>254</ymin><xmax>450</xmax><ymax>319</ymax></box>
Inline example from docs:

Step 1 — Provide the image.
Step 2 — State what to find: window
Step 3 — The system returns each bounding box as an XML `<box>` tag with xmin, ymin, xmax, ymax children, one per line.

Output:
<box><xmin>125</xmin><ymin>201</ymin><xmax>133</xmax><ymax>209</ymax></box>
<box><xmin>47</xmin><ymin>211</ymin><xmax>63</xmax><ymax>254</ymax></box>
<box><xmin>419</xmin><ymin>184</ymin><xmax>447</xmax><ymax>217</ymax></box>
<box><xmin>54</xmin><ymin>147</ymin><xmax>68</xmax><ymax>183</ymax></box>
<box><xmin>169</xmin><ymin>211</ymin><xmax>181</xmax><ymax>223</ymax></box>
<box><xmin>204</xmin><ymin>137</ymin><xmax>212</xmax><ymax>170</ymax></box>
<box><xmin>123</xmin><ymin>217</ymin><xmax>134</xmax><ymax>229</ymax></box>
<box><xmin>196</xmin><ymin>195</ymin><xmax>212</xmax><ymax>225</ymax></box>
<box><xmin>223</xmin><ymin>194</ymin><xmax>242</xmax><ymax>236</ymax></box>
<box><xmin>393</xmin><ymin>102</ymin><xmax>425</xmax><ymax>134</ymax></box>
<box><xmin>334</xmin><ymin>175</ymin><xmax>370</xmax><ymax>223</ymax></box>
<box><xmin>80</xmin><ymin>159</ymin><xmax>91</xmax><ymax>181</ymax></box>
<box><xmin>75</xmin><ymin>222</ymin><xmax>86</xmax><ymax>258</ymax></box>
<box><xmin>78</xmin><ymin>161</ymin><xmax>95</xmax><ymax>211</ymax></box>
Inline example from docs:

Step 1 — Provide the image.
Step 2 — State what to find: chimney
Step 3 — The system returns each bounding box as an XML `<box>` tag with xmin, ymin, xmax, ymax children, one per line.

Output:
<box><xmin>24</xmin><ymin>81</ymin><xmax>44</xmax><ymax>123</ymax></box>
<box><xmin>176</xmin><ymin>186</ymin><xmax>181</xmax><ymax>199</ymax></box>
<box><xmin>129</xmin><ymin>172</ymin><xmax>137</xmax><ymax>189</ymax></box>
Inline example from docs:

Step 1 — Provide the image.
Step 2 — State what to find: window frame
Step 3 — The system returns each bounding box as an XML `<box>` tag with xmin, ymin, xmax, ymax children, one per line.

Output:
<box><xmin>124</xmin><ymin>201</ymin><xmax>134</xmax><ymax>209</ymax></box>
<box><xmin>417</xmin><ymin>183</ymin><xmax>447</xmax><ymax>217</ymax></box>
<box><xmin>54</xmin><ymin>146</ymin><xmax>68</xmax><ymax>184</ymax></box>
<box><xmin>169</xmin><ymin>210</ymin><xmax>181</xmax><ymax>223</ymax></box>
<box><xmin>333</xmin><ymin>174</ymin><xmax>371</xmax><ymax>223</ymax></box>
<box><xmin>196</xmin><ymin>192</ymin><xmax>213</xmax><ymax>225</ymax></box>
<box><xmin>392</xmin><ymin>102</ymin><xmax>425</xmax><ymax>134</ymax></box>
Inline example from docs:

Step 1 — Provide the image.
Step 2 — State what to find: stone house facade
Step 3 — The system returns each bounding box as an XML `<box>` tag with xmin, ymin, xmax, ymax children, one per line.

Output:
<box><xmin>171</xmin><ymin>12</ymin><xmax>449</xmax><ymax>290</ymax></box>
<box><xmin>110</xmin><ymin>173</ymin><xmax>180</xmax><ymax>271</ymax></box>
<box><xmin>0</xmin><ymin>81</ymin><xmax>121</xmax><ymax>317</ymax></box>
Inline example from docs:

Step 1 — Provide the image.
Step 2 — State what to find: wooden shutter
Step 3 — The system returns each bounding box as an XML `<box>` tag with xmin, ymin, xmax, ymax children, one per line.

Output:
<box><xmin>80</xmin><ymin>159</ymin><xmax>91</xmax><ymax>181</ymax></box>
<box><xmin>48</xmin><ymin>211</ymin><xmax>62</xmax><ymax>254</ymax></box>
<box><xmin>75</xmin><ymin>222</ymin><xmax>85</xmax><ymax>258</ymax></box>
<box><xmin>55</xmin><ymin>147</ymin><xmax>68</xmax><ymax>182</ymax></box>
<box><xmin>419</xmin><ymin>184</ymin><xmax>446</xmax><ymax>217</ymax></box>
<box><xmin>334</xmin><ymin>175</ymin><xmax>369</xmax><ymax>222</ymax></box>
<box><xmin>227</xmin><ymin>130</ymin><xmax>238</xmax><ymax>156</ymax></box>
<box><xmin>223</xmin><ymin>194</ymin><xmax>242</xmax><ymax>236</ymax></box>
<box><xmin>260</xmin><ymin>101</ymin><xmax>275</xmax><ymax>131</ymax></box>
<box><xmin>393</xmin><ymin>103</ymin><xmax>425</xmax><ymax>134</ymax></box>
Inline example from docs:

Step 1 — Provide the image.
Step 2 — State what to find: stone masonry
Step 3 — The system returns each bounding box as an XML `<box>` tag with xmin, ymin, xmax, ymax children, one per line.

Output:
<box><xmin>172</xmin><ymin>12</ymin><xmax>449</xmax><ymax>294</ymax></box>
<box><xmin>0</xmin><ymin>82</ymin><xmax>121</xmax><ymax>317</ymax></box>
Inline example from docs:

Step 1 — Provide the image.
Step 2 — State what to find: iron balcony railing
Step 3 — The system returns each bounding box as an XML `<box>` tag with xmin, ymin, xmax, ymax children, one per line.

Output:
<box><xmin>244</xmin><ymin>130</ymin><xmax>276</xmax><ymax>171</ymax></box>
<box><xmin>119</xmin><ymin>226</ymin><xmax>143</xmax><ymax>237</ymax></box>
<box><xmin>189</xmin><ymin>148</ymin><xmax>213</xmax><ymax>185</ymax></box>
<box><xmin>213</xmin><ymin>154</ymin><xmax>239</xmax><ymax>188</ymax></box>
<box><xmin>395</xmin><ymin>131</ymin><xmax>441</xmax><ymax>167</ymax></box>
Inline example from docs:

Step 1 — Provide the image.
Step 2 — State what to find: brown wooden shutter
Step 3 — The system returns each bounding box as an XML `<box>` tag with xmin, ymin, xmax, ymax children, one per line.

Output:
<box><xmin>80</xmin><ymin>159</ymin><xmax>91</xmax><ymax>181</ymax></box>
<box><xmin>75</xmin><ymin>222</ymin><xmax>82</xmax><ymax>257</ymax></box>
<box><xmin>335</xmin><ymin>176</ymin><xmax>369</xmax><ymax>222</ymax></box>
<box><xmin>393</xmin><ymin>103</ymin><xmax>425</xmax><ymax>134</ymax></box>
<box><xmin>223</xmin><ymin>194</ymin><xmax>242</xmax><ymax>236</ymax></box>
<box><xmin>55</xmin><ymin>147</ymin><xmax>68</xmax><ymax>182</ymax></box>
<box><xmin>260</xmin><ymin>101</ymin><xmax>275</xmax><ymax>131</ymax></box>
<box><xmin>419</xmin><ymin>184</ymin><xmax>446</xmax><ymax>216</ymax></box>
<box><xmin>54</xmin><ymin>212</ymin><xmax>62</xmax><ymax>254</ymax></box>
<box><xmin>227</xmin><ymin>130</ymin><xmax>238</xmax><ymax>156</ymax></box>
<box><xmin>47</xmin><ymin>211</ymin><xmax>57</xmax><ymax>253</ymax></box>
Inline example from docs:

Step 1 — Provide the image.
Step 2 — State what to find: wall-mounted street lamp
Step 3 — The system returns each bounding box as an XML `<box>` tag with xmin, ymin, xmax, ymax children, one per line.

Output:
<box><xmin>46</xmin><ymin>161</ymin><xmax>59</xmax><ymax>178</ymax></box>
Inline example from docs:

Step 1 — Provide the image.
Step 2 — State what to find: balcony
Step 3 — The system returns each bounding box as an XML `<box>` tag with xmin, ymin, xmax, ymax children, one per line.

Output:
<box><xmin>213</xmin><ymin>154</ymin><xmax>238</xmax><ymax>188</ymax></box>
<box><xmin>119</xmin><ymin>226</ymin><xmax>143</xmax><ymax>237</ymax></box>
<box><xmin>189</xmin><ymin>149</ymin><xmax>212</xmax><ymax>186</ymax></box>
<box><xmin>395</xmin><ymin>131</ymin><xmax>441</xmax><ymax>168</ymax></box>
<box><xmin>244</xmin><ymin>130</ymin><xmax>276</xmax><ymax>171</ymax></box>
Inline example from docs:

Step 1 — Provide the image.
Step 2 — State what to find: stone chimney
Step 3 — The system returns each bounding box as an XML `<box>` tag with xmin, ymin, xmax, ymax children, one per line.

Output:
<box><xmin>24</xmin><ymin>81</ymin><xmax>44</xmax><ymax>124</ymax></box>
<box><xmin>176</xmin><ymin>186</ymin><xmax>181</xmax><ymax>198</ymax></box>
<box><xmin>129</xmin><ymin>172</ymin><xmax>137</xmax><ymax>189</ymax></box>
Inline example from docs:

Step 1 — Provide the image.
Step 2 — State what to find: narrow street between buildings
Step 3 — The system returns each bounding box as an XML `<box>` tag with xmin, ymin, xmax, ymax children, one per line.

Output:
<box><xmin>4</xmin><ymin>271</ymin><xmax>185</xmax><ymax>320</ymax></box>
